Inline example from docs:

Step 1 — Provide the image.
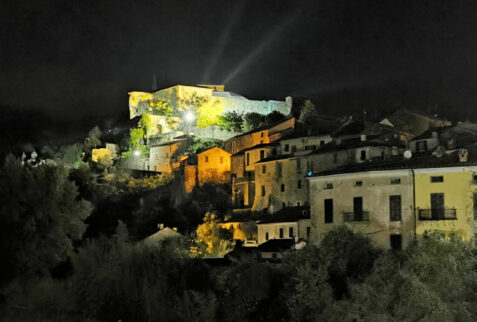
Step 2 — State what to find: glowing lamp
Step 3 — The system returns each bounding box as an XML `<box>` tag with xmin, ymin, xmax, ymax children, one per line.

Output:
<box><xmin>133</xmin><ymin>150</ymin><xmax>140</xmax><ymax>157</ymax></box>
<box><xmin>184</xmin><ymin>111</ymin><xmax>195</xmax><ymax>123</ymax></box>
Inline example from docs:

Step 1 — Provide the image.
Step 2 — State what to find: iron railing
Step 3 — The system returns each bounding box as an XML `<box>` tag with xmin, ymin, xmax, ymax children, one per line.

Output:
<box><xmin>343</xmin><ymin>211</ymin><xmax>369</xmax><ymax>222</ymax></box>
<box><xmin>418</xmin><ymin>208</ymin><xmax>457</xmax><ymax>220</ymax></box>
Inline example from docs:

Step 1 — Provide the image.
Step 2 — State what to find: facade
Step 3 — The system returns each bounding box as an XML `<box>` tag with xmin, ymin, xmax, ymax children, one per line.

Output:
<box><xmin>279</xmin><ymin>135</ymin><xmax>332</xmax><ymax>155</ymax></box>
<box><xmin>149</xmin><ymin>138</ymin><xmax>189</xmax><ymax>173</ymax></box>
<box><xmin>252</xmin><ymin>142</ymin><xmax>396</xmax><ymax>213</ymax></box>
<box><xmin>308</xmin><ymin>169</ymin><xmax>415</xmax><ymax>250</ymax></box>
<box><xmin>197</xmin><ymin>146</ymin><xmax>231</xmax><ymax>185</ymax></box>
<box><xmin>231</xmin><ymin>143</ymin><xmax>279</xmax><ymax>208</ymax></box>
<box><xmin>224</xmin><ymin>117</ymin><xmax>295</xmax><ymax>154</ymax></box>
<box><xmin>128</xmin><ymin>85</ymin><xmax>293</xmax><ymax>142</ymax></box>
<box><xmin>307</xmin><ymin>157</ymin><xmax>477</xmax><ymax>249</ymax></box>
<box><xmin>414</xmin><ymin>167</ymin><xmax>477</xmax><ymax>242</ymax></box>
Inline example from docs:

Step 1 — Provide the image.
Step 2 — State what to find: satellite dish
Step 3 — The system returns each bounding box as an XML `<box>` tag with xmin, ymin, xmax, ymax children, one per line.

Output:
<box><xmin>404</xmin><ymin>150</ymin><xmax>412</xmax><ymax>159</ymax></box>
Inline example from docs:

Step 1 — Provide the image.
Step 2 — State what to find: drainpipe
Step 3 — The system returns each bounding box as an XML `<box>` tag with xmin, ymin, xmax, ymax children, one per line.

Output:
<box><xmin>411</xmin><ymin>169</ymin><xmax>417</xmax><ymax>242</ymax></box>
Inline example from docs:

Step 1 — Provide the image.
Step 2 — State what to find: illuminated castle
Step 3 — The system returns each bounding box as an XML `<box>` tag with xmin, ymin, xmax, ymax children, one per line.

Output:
<box><xmin>128</xmin><ymin>84</ymin><xmax>292</xmax><ymax>141</ymax></box>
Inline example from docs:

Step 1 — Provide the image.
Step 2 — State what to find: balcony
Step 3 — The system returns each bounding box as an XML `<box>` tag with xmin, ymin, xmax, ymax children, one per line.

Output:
<box><xmin>418</xmin><ymin>208</ymin><xmax>457</xmax><ymax>221</ymax></box>
<box><xmin>343</xmin><ymin>211</ymin><xmax>369</xmax><ymax>222</ymax></box>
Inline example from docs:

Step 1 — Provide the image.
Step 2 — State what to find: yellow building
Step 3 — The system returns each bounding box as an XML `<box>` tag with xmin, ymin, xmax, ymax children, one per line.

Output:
<box><xmin>197</xmin><ymin>146</ymin><xmax>231</xmax><ymax>185</ymax></box>
<box><xmin>307</xmin><ymin>152</ymin><xmax>477</xmax><ymax>249</ymax></box>
<box><xmin>414</xmin><ymin>166</ymin><xmax>477</xmax><ymax>242</ymax></box>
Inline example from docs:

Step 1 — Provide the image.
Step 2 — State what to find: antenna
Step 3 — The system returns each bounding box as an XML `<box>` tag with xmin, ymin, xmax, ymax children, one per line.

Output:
<box><xmin>152</xmin><ymin>75</ymin><xmax>158</xmax><ymax>91</ymax></box>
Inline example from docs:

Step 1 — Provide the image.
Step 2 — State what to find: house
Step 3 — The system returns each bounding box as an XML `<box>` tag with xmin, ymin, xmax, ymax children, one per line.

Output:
<box><xmin>231</xmin><ymin>143</ymin><xmax>280</xmax><ymax>209</ymax></box>
<box><xmin>149</xmin><ymin>136</ymin><xmax>191</xmax><ymax>173</ymax></box>
<box><xmin>251</xmin><ymin>138</ymin><xmax>397</xmax><ymax>213</ymax></box>
<box><xmin>254</xmin><ymin>239</ymin><xmax>295</xmax><ymax>262</ymax></box>
<box><xmin>307</xmin><ymin>149</ymin><xmax>477</xmax><ymax>249</ymax></box>
<box><xmin>307</xmin><ymin>168</ymin><xmax>415</xmax><ymax>250</ymax></box>
<box><xmin>224</xmin><ymin>117</ymin><xmax>296</xmax><ymax>154</ymax></box>
<box><xmin>197</xmin><ymin>146</ymin><xmax>231</xmax><ymax>185</ymax></box>
<box><xmin>256</xmin><ymin>206</ymin><xmax>311</xmax><ymax>245</ymax></box>
<box><xmin>145</xmin><ymin>224</ymin><xmax>182</xmax><ymax>243</ymax></box>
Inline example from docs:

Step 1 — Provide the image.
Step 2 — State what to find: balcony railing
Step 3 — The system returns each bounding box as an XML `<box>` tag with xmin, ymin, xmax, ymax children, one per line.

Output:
<box><xmin>418</xmin><ymin>208</ymin><xmax>457</xmax><ymax>221</ymax></box>
<box><xmin>343</xmin><ymin>211</ymin><xmax>369</xmax><ymax>222</ymax></box>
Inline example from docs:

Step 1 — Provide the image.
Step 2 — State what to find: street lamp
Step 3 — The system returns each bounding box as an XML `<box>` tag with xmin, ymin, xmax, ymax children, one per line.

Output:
<box><xmin>133</xmin><ymin>150</ymin><xmax>140</xmax><ymax>157</ymax></box>
<box><xmin>184</xmin><ymin>111</ymin><xmax>195</xmax><ymax>135</ymax></box>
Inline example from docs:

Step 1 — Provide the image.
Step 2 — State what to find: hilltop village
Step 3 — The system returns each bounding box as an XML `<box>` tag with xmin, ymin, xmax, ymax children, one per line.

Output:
<box><xmin>88</xmin><ymin>84</ymin><xmax>477</xmax><ymax>256</ymax></box>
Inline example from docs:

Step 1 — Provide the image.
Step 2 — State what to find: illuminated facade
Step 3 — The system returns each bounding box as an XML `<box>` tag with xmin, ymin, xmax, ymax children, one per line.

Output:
<box><xmin>129</xmin><ymin>85</ymin><xmax>293</xmax><ymax>142</ymax></box>
<box><xmin>308</xmin><ymin>156</ymin><xmax>477</xmax><ymax>249</ymax></box>
<box><xmin>197</xmin><ymin>146</ymin><xmax>232</xmax><ymax>185</ymax></box>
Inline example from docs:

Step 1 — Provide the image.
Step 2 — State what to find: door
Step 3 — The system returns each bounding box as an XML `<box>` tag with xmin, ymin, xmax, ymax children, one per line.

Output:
<box><xmin>431</xmin><ymin>193</ymin><xmax>444</xmax><ymax>219</ymax></box>
<box><xmin>354</xmin><ymin>197</ymin><xmax>363</xmax><ymax>221</ymax></box>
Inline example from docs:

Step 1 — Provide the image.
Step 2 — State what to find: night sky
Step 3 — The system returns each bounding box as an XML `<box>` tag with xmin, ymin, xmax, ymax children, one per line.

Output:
<box><xmin>3</xmin><ymin>0</ymin><xmax>477</xmax><ymax>125</ymax></box>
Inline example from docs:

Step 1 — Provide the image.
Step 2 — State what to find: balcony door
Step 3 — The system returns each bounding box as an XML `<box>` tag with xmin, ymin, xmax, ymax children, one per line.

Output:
<box><xmin>353</xmin><ymin>197</ymin><xmax>363</xmax><ymax>221</ymax></box>
<box><xmin>431</xmin><ymin>193</ymin><xmax>444</xmax><ymax>219</ymax></box>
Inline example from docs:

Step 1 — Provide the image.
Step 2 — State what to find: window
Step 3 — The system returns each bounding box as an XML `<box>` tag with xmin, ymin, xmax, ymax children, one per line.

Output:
<box><xmin>354</xmin><ymin>197</ymin><xmax>363</xmax><ymax>221</ymax></box>
<box><xmin>390</xmin><ymin>178</ymin><xmax>401</xmax><ymax>184</ymax></box>
<box><xmin>333</xmin><ymin>153</ymin><xmax>338</xmax><ymax>163</ymax></box>
<box><xmin>389</xmin><ymin>195</ymin><xmax>402</xmax><ymax>221</ymax></box>
<box><xmin>261</xmin><ymin>186</ymin><xmax>266</xmax><ymax>196</ymax></box>
<box><xmin>431</xmin><ymin>193</ymin><xmax>445</xmax><ymax>219</ymax></box>
<box><xmin>246</xmin><ymin>153</ymin><xmax>250</xmax><ymax>166</ymax></box>
<box><xmin>390</xmin><ymin>235</ymin><xmax>402</xmax><ymax>250</ymax></box>
<box><xmin>262</xmin><ymin>165</ymin><xmax>266</xmax><ymax>174</ymax></box>
<box><xmin>261</xmin><ymin>132</ymin><xmax>264</xmax><ymax>138</ymax></box>
<box><xmin>324</xmin><ymin>183</ymin><xmax>333</xmax><ymax>189</ymax></box>
<box><xmin>281</xmin><ymin>184</ymin><xmax>285</xmax><ymax>192</ymax></box>
<box><xmin>297</xmin><ymin>201</ymin><xmax>301</xmax><ymax>206</ymax></box>
<box><xmin>289</xmin><ymin>227</ymin><xmax>294</xmax><ymax>238</ymax></box>
<box><xmin>272</xmin><ymin>148</ymin><xmax>277</xmax><ymax>155</ymax></box>
<box><xmin>297</xmin><ymin>180</ymin><xmax>302</xmax><ymax>189</ymax></box>
<box><xmin>260</xmin><ymin>150</ymin><xmax>265</xmax><ymax>160</ymax></box>
<box><xmin>220</xmin><ymin>156</ymin><xmax>224</xmax><ymax>164</ymax></box>
<box><xmin>416</xmin><ymin>140</ymin><xmax>427</xmax><ymax>152</ymax></box>
<box><xmin>296</xmin><ymin>159</ymin><xmax>302</xmax><ymax>172</ymax></box>
<box><xmin>306</xmin><ymin>227</ymin><xmax>311</xmax><ymax>238</ymax></box>
<box><xmin>320</xmin><ymin>140</ymin><xmax>325</xmax><ymax>147</ymax></box>
<box><xmin>284</xmin><ymin>144</ymin><xmax>289</xmax><ymax>152</ymax></box>
<box><xmin>279</xmin><ymin>228</ymin><xmax>284</xmax><ymax>238</ymax></box>
<box><xmin>360</xmin><ymin>150</ymin><xmax>366</xmax><ymax>161</ymax></box>
<box><xmin>431</xmin><ymin>176</ymin><xmax>444</xmax><ymax>183</ymax></box>
<box><xmin>474</xmin><ymin>192</ymin><xmax>477</xmax><ymax>220</ymax></box>
<box><xmin>354</xmin><ymin>180</ymin><xmax>363</xmax><ymax>187</ymax></box>
<box><xmin>277</xmin><ymin>162</ymin><xmax>282</xmax><ymax>178</ymax></box>
<box><xmin>205</xmin><ymin>156</ymin><xmax>209</xmax><ymax>163</ymax></box>
<box><xmin>324</xmin><ymin>199</ymin><xmax>333</xmax><ymax>223</ymax></box>
<box><xmin>265</xmin><ymin>232</ymin><xmax>269</xmax><ymax>241</ymax></box>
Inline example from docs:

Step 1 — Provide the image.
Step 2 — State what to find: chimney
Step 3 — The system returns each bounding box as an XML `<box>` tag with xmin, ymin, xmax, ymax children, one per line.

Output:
<box><xmin>360</xmin><ymin>134</ymin><xmax>367</xmax><ymax>142</ymax></box>
<box><xmin>459</xmin><ymin>149</ymin><xmax>468</xmax><ymax>162</ymax></box>
<box><xmin>158</xmin><ymin>223</ymin><xmax>164</xmax><ymax>230</ymax></box>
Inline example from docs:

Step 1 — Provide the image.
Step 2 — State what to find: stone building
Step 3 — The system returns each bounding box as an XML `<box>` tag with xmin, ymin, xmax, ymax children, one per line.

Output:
<box><xmin>197</xmin><ymin>146</ymin><xmax>231</xmax><ymax>185</ymax></box>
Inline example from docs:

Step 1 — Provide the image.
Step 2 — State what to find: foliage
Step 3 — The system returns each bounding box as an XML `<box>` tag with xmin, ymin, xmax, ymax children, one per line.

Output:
<box><xmin>243</xmin><ymin>112</ymin><xmax>265</xmax><ymax>132</ymax></box>
<box><xmin>83</xmin><ymin>126</ymin><xmax>102</xmax><ymax>152</ymax></box>
<box><xmin>122</xmin><ymin>116</ymin><xmax>149</xmax><ymax>159</ymax></box>
<box><xmin>0</xmin><ymin>156</ymin><xmax>92</xmax><ymax>287</ymax></box>
<box><xmin>188</xmin><ymin>137</ymin><xmax>223</xmax><ymax>154</ymax></box>
<box><xmin>150</xmin><ymin>99</ymin><xmax>173</xmax><ymax>116</ymax></box>
<box><xmin>191</xmin><ymin>183</ymin><xmax>232</xmax><ymax>215</ymax></box>
<box><xmin>217</xmin><ymin>111</ymin><xmax>245</xmax><ymax>132</ymax></box>
<box><xmin>126</xmin><ymin>173</ymin><xmax>173</xmax><ymax>190</ymax></box>
<box><xmin>55</xmin><ymin>143</ymin><xmax>84</xmax><ymax>167</ymax></box>
<box><xmin>195</xmin><ymin>212</ymin><xmax>233</xmax><ymax>256</ymax></box>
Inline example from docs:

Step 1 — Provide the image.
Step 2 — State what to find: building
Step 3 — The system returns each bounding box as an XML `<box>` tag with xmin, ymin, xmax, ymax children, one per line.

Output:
<box><xmin>256</xmin><ymin>206</ymin><xmax>311</xmax><ymax>245</ymax></box>
<box><xmin>308</xmin><ymin>169</ymin><xmax>414</xmax><ymax>250</ymax></box>
<box><xmin>129</xmin><ymin>85</ymin><xmax>293</xmax><ymax>142</ymax></box>
<box><xmin>149</xmin><ymin>136</ymin><xmax>190</xmax><ymax>173</ymax></box>
<box><xmin>197</xmin><ymin>146</ymin><xmax>231</xmax><ymax>185</ymax></box>
<box><xmin>252</xmin><ymin>138</ymin><xmax>397</xmax><ymax>213</ymax></box>
<box><xmin>307</xmin><ymin>150</ymin><xmax>477</xmax><ymax>249</ymax></box>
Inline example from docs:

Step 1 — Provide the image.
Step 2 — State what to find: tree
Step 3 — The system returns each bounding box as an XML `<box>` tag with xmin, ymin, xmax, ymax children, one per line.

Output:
<box><xmin>217</xmin><ymin>111</ymin><xmax>244</xmax><ymax>132</ymax></box>
<box><xmin>195</xmin><ymin>212</ymin><xmax>233</xmax><ymax>256</ymax></box>
<box><xmin>0</xmin><ymin>156</ymin><xmax>92</xmax><ymax>287</ymax></box>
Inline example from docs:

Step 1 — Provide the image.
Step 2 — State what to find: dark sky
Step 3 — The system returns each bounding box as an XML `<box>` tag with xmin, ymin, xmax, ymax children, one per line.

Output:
<box><xmin>2</xmin><ymin>0</ymin><xmax>477</xmax><ymax>124</ymax></box>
